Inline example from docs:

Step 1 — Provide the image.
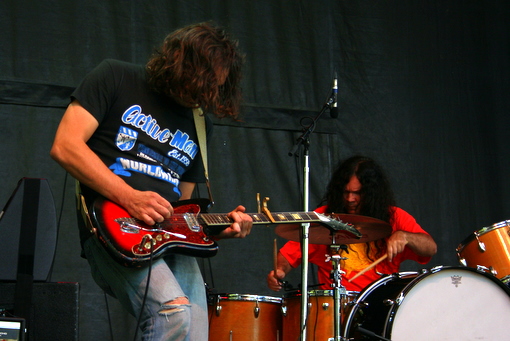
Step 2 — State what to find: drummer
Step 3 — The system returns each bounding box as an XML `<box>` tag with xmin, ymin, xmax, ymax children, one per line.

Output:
<box><xmin>267</xmin><ymin>155</ymin><xmax>437</xmax><ymax>292</ymax></box>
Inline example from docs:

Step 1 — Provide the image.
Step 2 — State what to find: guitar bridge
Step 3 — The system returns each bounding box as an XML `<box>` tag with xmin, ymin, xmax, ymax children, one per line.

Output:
<box><xmin>184</xmin><ymin>213</ymin><xmax>201</xmax><ymax>232</ymax></box>
<box><xmin>116</xmin><ymin>218</ymin><xmax>141</xmax><ymax>234</ymax></box>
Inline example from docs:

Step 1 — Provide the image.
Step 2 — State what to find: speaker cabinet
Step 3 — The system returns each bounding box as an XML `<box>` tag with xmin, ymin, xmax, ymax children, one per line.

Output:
<box><xmin>0</xmin><ymin>282</ymin><xmax>79</xmax><ymax>341</ymax></box>
<box><xmin>0</xmin><ymin>178</ymin><xmax>57</xmax><ymax>281</ymax></box>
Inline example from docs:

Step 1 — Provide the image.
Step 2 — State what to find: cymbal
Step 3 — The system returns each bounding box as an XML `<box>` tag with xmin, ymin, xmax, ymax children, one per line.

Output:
<box><xmin>275</xmin><ymin>214</ymin><xmax>392</xmax><ymax>245</ymax></box>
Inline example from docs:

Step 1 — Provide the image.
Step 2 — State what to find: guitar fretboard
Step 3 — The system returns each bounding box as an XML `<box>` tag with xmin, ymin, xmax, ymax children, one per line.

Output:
<box><xmin>199</xmin><ymin>211</ymin><xmax>321</xmax><ymax>226</ymax></box>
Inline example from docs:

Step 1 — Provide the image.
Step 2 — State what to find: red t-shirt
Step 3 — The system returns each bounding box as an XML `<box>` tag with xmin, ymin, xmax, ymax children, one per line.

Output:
<box><xmin>280</xmin><ymin>206</ymin><xmax>432</xmax><ymax>291</ymax></box>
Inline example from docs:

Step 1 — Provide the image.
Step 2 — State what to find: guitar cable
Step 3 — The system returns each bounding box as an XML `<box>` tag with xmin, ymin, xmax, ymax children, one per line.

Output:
<box><xmin>103</xmin><ymin>292</ymin><xmax>115</xmax><ymax>341</ymax></box>
<box><xmin>133</xmin><ymin>184</ymin><xmax>207</xmax><ymax>340</ymax></box>
<box><xmin>133</xmin><ymin>234</ymin><xmax>154</xmax><ymax>341</ymax></box>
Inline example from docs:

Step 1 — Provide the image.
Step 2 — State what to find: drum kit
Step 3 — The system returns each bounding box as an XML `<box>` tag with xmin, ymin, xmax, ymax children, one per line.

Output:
<box><xmin>208</xmin><ymin>217</ymin><xmax>510</xmax><ymax>340</ymax></box>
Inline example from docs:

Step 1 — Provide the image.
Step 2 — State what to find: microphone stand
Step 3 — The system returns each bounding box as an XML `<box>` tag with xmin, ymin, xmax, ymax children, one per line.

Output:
<box><xmin>288</xmin><ymin>93</ymin><xmax>335</xmax><ymax>341</ymax></box>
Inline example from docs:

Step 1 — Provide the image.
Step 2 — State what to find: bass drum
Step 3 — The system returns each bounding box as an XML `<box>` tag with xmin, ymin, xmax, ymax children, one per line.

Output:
<box><xmin>343</xmin><ymin>266</ymin><xmax>510</xmax><ymax>340</ymax></box>
<box><xmin>208</xmin><ymin>293</ymin><xmax>282</xmax><ymax>341</ymax></box>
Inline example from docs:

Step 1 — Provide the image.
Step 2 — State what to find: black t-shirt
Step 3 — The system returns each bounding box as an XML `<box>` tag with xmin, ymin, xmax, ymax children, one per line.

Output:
<box><xmin>72</xmin><ymin>59</ymin><xmax>210</xmax><ymax>203</ymax></box>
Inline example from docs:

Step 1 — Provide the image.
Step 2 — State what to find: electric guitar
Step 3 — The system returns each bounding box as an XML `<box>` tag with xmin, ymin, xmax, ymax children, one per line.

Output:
<box><xmin>90</xmin><ymin>196</ymin><xmax>358</xmax><ymax>267</ymax></box>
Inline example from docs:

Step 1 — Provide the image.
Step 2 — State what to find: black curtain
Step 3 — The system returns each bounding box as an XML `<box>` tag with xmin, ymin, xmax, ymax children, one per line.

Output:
<box><xmin>1</xmin><ymin>1</ymin><xmax>509</xmax><ymax>340</ymax></box>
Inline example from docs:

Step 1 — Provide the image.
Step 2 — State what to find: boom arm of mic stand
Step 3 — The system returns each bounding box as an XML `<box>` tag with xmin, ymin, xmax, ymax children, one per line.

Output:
<box><xmin>288</xmin><ymin>96</ymin><xmax>334</xmax><ymax>157</ymax></box>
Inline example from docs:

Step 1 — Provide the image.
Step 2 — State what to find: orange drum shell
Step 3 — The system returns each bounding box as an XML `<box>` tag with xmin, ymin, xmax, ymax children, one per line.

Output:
<box><xmin>457</xmin><ymin>221</ymin><xmax>510</xmax><ymax>281</ymax></box>
<box><xmin>208</xmin><ymin>294</ymin><xmax>282</xmax><ymax>341</ymax></box>
<box><xmin>282</xmin><ymin>290</ymin><xmax>358</xmax><ymax>341</ymax></box>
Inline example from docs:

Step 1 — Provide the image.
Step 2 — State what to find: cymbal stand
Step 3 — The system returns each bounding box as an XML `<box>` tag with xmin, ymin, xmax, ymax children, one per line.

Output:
<box><xmin>327</xmin><ymin>239</ymin><xmax>348</xmax><ymax>341</ymax></box>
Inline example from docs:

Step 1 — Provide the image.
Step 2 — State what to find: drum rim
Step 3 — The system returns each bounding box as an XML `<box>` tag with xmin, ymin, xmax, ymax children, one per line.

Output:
<box><xmin>282</xmin><ymin>289</ymin><xmax>359</xmax><ymax>298</ymax></box>
<box><xmin>342</xmin><ymin>271</ymin><xmax>417</xmax><ymax>338</ymax></box>
<box><xmin>393</xmin><ymin>266</ymin><xmax>510</xmax><ymax>300</ymax></box>
<box><xmin>354</xmin><ymin>271</ymin><xmax>417</xmax><ymax>303</ymax></box>
<box><xmin>209</xmin><ymin>293</ymin><xmax>282</xmax><ymax>303</ymax></box>
<box><xmin>456</xmin><ymin>220</ymin><xmax>510</xmax><ymax>252</ymax></box>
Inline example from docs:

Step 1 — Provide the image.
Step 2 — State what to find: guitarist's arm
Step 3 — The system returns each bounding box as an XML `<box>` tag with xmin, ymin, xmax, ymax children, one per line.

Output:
<box><xmin>50</xmin><ymin>100</ymin><xmax>173</xmax><ymax>226</ymax></box>
<box><xmin>178</xmin><ymin>181</ymin><xmax>196</xmax><ymax>200</ymax></box>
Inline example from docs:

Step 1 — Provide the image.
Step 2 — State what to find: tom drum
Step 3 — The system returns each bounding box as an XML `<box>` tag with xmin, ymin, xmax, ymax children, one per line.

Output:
<box><xmin>282</xmin><ymin>289</ymin><xmax>358</xmax><ymax>341</ymax></box>
<box><xmin>457</xmin><ymin>220</ymin><xmax>510</xmax><ymax>283</ymax></box>
<box><xmin>208</xmin><ymin>293</ymin><xmax>282</xmax><ymax>341</ymax></box>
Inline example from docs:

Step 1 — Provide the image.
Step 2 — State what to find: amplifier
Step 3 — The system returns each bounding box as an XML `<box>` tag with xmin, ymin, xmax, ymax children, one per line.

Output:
<box><xmin>0</xmin><ymin>282</ymin><xmax>79</xmax><ymax>341</ymax></box>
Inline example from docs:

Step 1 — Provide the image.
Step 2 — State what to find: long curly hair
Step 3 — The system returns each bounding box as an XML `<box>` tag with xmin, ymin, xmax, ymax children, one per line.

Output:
<box><xmin>146</xmin><ymin>22</ymin><xmax>244</xmax><ymax>118</ymax></box>
<box><xmin>321</xmin><ymin>155</ymin><xmax>396</xmax><ymax>260</ymax></box>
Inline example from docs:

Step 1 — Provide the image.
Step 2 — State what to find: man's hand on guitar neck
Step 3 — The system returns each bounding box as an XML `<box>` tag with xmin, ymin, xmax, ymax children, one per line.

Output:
<box><xmin>215</xmin><ymin>205</ymin><xmax>253</xmax><ymax>239</ymax></box>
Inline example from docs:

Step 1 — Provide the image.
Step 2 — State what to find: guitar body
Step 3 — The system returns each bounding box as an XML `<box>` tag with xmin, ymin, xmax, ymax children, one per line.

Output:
<box><xmin>91</xmin><ymin>197</ymin><xmax>218</xmax><ymax>267</ymax></box>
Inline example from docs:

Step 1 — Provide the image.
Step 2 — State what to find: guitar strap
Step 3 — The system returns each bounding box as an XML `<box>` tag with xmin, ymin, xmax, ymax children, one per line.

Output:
<box><xmin>193</xmin><ymin>107</ymin><xmax>214</xmax><ymax>206</ymax></box>
<box><xmin>75</xmin><ymin>180</ymin><xmax>95</xmax><ymax>234</ymax></box>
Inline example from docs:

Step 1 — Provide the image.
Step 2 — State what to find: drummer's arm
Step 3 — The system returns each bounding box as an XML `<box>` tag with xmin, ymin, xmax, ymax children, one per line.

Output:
<box><xmin>386</xmin><ymin>231</ymin><xmax>437</xmax><ymax>262</ymax></box>
<box><xmin>267</xmin><ymin>252</ymin><xmax>293</xmax><ymax>291</ymax></box>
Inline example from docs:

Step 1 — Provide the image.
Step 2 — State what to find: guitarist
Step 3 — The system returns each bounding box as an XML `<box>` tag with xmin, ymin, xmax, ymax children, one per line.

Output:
<box><xmin>50</xmin><ymin>22</ymin><xmax>252</xmax><ymax>341</ymax></box>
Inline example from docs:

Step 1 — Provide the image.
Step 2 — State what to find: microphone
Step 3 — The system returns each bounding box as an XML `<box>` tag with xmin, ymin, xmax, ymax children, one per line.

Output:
<box><xmin>330</xmin><ymin>74</ymin><xmax>339</xmax><ymax>118</ymax></box>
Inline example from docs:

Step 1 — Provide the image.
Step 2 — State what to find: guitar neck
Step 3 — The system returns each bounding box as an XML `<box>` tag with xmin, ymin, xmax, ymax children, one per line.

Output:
<box><xmin>200</xmin><ymin>211</ymin><xmax>322</xmax><ymax>227</ymax></box>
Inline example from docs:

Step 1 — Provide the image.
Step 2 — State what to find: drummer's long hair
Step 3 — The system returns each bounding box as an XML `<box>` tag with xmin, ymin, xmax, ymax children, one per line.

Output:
<box><xmin>321</xmin><ymin>155</ymin><xmax>396</xmax><ymax>260</ymax></box>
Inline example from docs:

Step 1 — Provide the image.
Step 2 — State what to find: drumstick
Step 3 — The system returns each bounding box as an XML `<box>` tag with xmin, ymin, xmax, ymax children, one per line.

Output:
<box><xmin>273</xmin><ymin>238</ymin><xmax>278</xmax><ymax>275</ymax></box>
<box><xmin>348</xmin><ymin>254</ymin><xmax>388</xmax><ymax>282</ymax></box>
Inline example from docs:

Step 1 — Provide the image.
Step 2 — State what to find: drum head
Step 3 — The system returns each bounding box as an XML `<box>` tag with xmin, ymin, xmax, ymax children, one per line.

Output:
<box><xmin>387</xmin><ymin>267</ymin><xmax>510</xmax><ymax>340</ymax></box>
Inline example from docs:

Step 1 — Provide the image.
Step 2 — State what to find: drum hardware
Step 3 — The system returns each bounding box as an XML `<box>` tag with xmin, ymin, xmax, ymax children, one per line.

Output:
<box><xmin>475</xmin><ymin>233</ymin><xmax>486</xmax><ymax>252</ymax></box>
<box><xmin>281</xmin><ymin>305</ymin><xmax>287</xmax><ymax>317</ymax></box>
<box><xmin>475</xmin><ymin>264</ymin><xmax>497</xmax><ymax>276</ymax></box>
<box><xmin>276</xmin><ymin>214</ymin><xmax>393</xmax><ymax>341</ymax></box>
<box><xmin>210</xmin><ymin>295</ymin><xmax>223</xmax><ymax>316</ymax></box>
<box><xmin>355</xmin><ymin>325</ymin><xmax>391</xmax><ymax>341</ymax></box>
<box><xmin>326</xmin><ymin>242</ymin><xmax>348</xmax><ymax>341</ymax></box>
<box><xmin>211</xmin><ymin>295</ymin><xmax>265</xmax><ymax>318</ymax></box>
<box><xmin>382</xmin><ymin>299</ymin><xmax>395</xmax><ymax>306</ymax></box>
<box><xmin>253</xmin><ymin>302</ymin><xmax>260</xmax><ymax>318</ymax></box>
<box><xmin>214</xmin><ymin>305</ymin><xmax>222</xmax><ymax>316</ymax></box>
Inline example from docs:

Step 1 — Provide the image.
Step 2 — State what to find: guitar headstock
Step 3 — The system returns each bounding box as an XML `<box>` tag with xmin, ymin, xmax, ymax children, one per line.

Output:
<box><xmin>315</xmin><ymin>212</ymin><xmax>362</xmax><ymax>238</ymax></box>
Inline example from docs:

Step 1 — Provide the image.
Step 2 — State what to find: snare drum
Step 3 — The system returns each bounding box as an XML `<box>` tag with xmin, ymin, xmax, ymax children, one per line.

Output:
<box><xmin>457</xmin><ymin>220</ymin><xmax>510</xmax><ymax>283</ymax></box>
<box><xmin>208</xmin><ymin>293</ymin><xmax>282</xmax><ymax>341</ymax></box>
<box><xmin>282</xmin><ymin>289</ymin><xmax>358</xmax><ymax>341</ymax></box>
<box><xmin>343</xmin><ymin>266</ymin><xmax>510</xmax><ymax>340</ymax></box>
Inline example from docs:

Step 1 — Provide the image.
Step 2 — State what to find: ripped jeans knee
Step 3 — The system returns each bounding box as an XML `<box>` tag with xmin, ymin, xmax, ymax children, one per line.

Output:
<box><xmin>154</xmin><ymin>296</ymin><xmax>192</xmax><ymax>339</ymax></box>
<box><xmin>159</xmin><ymin>296</ymin><xmax>191</xmax><ymax>316</ymax></box>
<box><xmin>142</xmin><ymin>297</ymin><xmax>194</xmax><ymax>341</ymax></box>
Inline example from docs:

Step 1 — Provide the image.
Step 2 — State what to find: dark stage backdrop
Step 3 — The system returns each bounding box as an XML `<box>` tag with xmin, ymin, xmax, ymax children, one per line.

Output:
<box><xmin>1</xmin><ymin>1</ymin><xmax>509</xmax><ymax>340</ymax></box>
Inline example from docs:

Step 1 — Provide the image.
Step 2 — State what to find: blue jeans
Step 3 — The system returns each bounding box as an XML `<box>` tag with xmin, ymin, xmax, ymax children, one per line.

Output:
<box><xmin>83</xmin><ymin>237</ymin><xmax>208</xmax><ymax>341</ymax></box>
